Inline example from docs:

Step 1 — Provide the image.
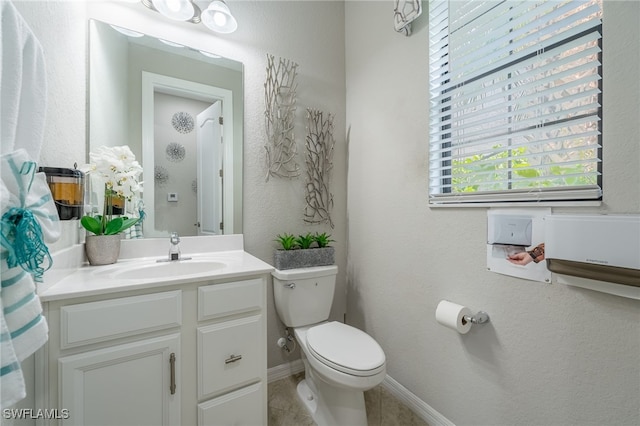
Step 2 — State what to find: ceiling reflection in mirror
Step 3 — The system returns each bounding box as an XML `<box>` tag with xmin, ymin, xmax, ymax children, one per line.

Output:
<box><xmin>88</xmin><ymin>19</ymin><xmax>243</xmax><ymax>238</ymax></box>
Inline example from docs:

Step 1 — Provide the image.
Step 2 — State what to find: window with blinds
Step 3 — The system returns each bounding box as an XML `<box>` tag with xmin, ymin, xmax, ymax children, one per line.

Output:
<box><xmin>428</xmin><ymin>0</ymin><xmax>603</xmax><ymax>204</ymax></box>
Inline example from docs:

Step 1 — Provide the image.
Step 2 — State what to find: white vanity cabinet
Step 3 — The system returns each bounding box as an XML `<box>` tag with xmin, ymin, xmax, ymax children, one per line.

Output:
<box><xmin>38</xmin><ymin>275</ymin><xmax>268</xmax><ymax>426</ymax></box>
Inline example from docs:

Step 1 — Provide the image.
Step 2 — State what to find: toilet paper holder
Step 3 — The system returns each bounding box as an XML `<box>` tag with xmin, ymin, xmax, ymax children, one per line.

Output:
<box><xmin>462</xmin><ymin>311</ymin><xmax>490</xmax><ymax>325</ymax></box>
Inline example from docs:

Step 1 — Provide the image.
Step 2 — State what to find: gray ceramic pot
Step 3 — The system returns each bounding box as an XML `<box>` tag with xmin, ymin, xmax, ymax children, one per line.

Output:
<box><xmin>85</xmin><ymin>234</ymin><xmax>122</xmax><ymax>266</ymax></box>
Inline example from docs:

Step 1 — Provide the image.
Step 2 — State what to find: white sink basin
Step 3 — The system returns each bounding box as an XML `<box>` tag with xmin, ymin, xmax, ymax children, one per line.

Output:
<box><xmin>97</xmin><ymin>259</ymin><xmax>227</xmax><ymax>280</ymax></box>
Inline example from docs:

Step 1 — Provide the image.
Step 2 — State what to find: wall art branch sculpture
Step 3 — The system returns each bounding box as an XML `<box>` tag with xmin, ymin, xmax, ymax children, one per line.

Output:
<box><xmin>393</xmin><ymin>0</ymin><xmax>422</xmax><ymax>36</ymax></box>
<box><xmin>304</xmin><ymin>108</ymin><xmax>335</xmax><ymax>229</ymax></box>
<box><xmin>264</xmin><ymin>54</ymin><xmax>300</xmax><ymax>181</ymax></box>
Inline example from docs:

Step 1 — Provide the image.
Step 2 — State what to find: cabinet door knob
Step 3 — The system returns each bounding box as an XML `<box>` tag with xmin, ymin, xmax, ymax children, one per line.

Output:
<box><xmin>224</xmin><ymin>354</ymin><xmax>242</xmax><ymax>364</ymax></box>
<box><xmin>169</xmin><ymin>352</ymin><xmax>177</xmax><ymax>395</ymax></box>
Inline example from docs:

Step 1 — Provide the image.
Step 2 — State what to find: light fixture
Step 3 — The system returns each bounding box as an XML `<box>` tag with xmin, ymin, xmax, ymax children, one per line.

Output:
<box><xmin>200</xmin><ymin>1</ymin><xmax>237</xmax><ymax>34</ymax></box>
<box><xmin>141</xmin><ymin>0</ymin><xmax>237</xmax><ymax>34</ymax></box>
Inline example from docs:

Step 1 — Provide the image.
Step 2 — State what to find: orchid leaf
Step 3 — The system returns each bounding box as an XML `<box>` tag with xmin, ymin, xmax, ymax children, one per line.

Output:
<box><xmin>80</xmin><ymin>216</ymin><xmax>103</xmax><ymax>235</ymax></box>
<box><xmin>118</xmin><ymin>217</ymin><xmax>140</xmax><ymax>233</ymax></box>
<box><xmin>104</xmin><ymin>217</ymin><xmax>123</xmax><ymax>235</ymax></box>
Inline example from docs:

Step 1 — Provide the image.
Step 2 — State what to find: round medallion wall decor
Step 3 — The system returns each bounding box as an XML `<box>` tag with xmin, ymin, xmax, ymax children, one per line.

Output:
<box><xmin>154</xmin><ymin>165</ymin><xmax>169</xmax><ymax>186</ymax></box>
<box><xmin>166</xmin><ymin>142</ymin><xmax>186</xmax><ymax>162</ymax></box>
<box><xmin>171</xmin><ymin>111</ymin><xmax>195</xmax><ymax>134</ymax></box>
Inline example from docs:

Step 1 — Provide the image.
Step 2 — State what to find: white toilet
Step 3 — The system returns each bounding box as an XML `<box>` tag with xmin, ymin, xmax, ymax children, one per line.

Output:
<box><xmin>272</xmin><ymin>265</ymin><xmax>386</xmax><ymax>426</ymax></box>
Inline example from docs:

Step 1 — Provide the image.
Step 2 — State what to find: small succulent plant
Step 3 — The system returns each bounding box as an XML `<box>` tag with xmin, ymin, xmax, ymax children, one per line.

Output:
<box><xmin>275</xmin><ymin>232</ymin><xmax>335</xmax><ymax>250</ymax></box>
<box><xmin>295</xmin><ymin>233</ymin><xmax>315</xmax><ymax>249</ymax></box>
<box><xmin>313</xmin><ymin>232</ymin><xmax>334</xmax><ymax>248</ymax></box>
<box><xmin>275</xmin><ymin>233</ymin><xmax>298</xmax><ymax>250</ymax></box>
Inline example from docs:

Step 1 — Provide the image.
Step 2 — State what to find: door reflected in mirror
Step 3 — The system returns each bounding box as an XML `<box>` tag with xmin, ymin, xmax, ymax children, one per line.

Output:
<box><xmin>88</xmin><ymin>19</ymin><xmax>243</xmax><ymax>238</ymax></box>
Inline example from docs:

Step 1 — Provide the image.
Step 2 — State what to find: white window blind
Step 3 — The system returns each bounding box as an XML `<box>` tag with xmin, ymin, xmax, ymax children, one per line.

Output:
<box><xmin>429</xmin><ymin>0</ymin><xmax>603</xmax><ymax>204</ymax></box>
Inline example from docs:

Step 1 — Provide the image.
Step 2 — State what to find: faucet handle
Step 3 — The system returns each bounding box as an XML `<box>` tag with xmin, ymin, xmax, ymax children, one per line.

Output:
<box><xmin>169</xmin><ymin>232</ymin><xmax>181</xmax><ymax>261</ymax></box>
<box><xmin>170</xmin><ymin>232</ymin><xmax>180</xmax><ymax>245</ymax></box>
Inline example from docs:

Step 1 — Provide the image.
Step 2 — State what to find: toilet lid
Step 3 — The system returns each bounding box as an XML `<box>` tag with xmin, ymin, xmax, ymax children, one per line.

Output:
<box><xmin>306</xmin><ymin>322</ymin><xmax>386</xmax><ymax>377</ymax></box>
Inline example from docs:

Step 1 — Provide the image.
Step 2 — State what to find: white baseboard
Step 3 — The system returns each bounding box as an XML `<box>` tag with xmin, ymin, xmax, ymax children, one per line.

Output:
<box><xmin>267</xmin><ymin>359</ymin><xmax>305</xmax><ymax>383</ymax></box>
<box><xmin>268</xmin><ymin>361</ymin><xmax>454</xmax><ymax>426</ymax></box>
<box><xmin>382</xmin><ymin>375</ymin><xmax>455</xmax><ymax>426</ymax></box>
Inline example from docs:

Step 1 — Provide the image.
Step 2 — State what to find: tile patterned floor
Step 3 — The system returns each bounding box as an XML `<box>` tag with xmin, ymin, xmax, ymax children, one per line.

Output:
<box><xmin>268</xmin><ymin>373</ymin><xmax>430</xmax><ymax>426</ymax></box>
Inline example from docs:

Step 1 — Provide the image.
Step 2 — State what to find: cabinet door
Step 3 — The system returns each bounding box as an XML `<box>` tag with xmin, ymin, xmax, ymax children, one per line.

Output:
<box><xmin>59</xmin><ymin>334</ymin><xmax>180</xmax><ymax>426</ymax></box>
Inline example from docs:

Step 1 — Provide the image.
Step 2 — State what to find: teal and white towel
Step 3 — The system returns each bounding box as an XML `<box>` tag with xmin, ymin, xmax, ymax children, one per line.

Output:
<box><xmin>0</xmin><ymin>308</ymin><xmax>25</xmax><ymax>408</ymax></box>
<box><xmin>124</xmin><ymin>222</ymin><xmax>144</xmax><ymax>239</ymax></box>
<box><xmin>1</xmin><ymin>150</ymin><xmax>60</xmax><ymax>408</ymax></box>
<box><xmin>1</xmin><ymin>1</ymin><xmax>59</xmax><ymax>409</ymax></box>
<box><xmin>124</xmin><ymin>200</ymin><xmax>145</xmax><ymax>239</ymax></box>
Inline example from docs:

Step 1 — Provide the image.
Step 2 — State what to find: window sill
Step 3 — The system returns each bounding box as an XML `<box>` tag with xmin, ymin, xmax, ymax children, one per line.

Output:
<box><xmin>428</xmin><ymin>200</ymin><xmax>602</xmax><ymax>209</ymax></box>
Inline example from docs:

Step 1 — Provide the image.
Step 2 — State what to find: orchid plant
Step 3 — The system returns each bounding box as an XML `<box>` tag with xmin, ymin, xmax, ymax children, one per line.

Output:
<box><xmin>81</xmin><ymin>145</ymin><xmax>143</xmax><ymax>235</ymax></box>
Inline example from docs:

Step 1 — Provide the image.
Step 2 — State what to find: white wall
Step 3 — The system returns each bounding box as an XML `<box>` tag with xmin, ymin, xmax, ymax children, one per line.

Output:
<box><xmin>345</xmin><ymin>2</ymin><xmax>639</xmax><ymax>426</ymax></box>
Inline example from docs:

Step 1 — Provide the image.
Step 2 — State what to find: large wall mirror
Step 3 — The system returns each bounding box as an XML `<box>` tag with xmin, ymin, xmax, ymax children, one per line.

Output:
<box><xmin>88</xmin><ymin>19</ymin><xmax>243</xmax><ymax>238</ymax></box>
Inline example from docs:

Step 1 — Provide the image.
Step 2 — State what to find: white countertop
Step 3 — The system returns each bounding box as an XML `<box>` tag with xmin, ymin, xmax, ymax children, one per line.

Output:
<box><xmin>39</xmin><ymin>235</ymin><xmax>274</xmax><ymax>302</ymax></box>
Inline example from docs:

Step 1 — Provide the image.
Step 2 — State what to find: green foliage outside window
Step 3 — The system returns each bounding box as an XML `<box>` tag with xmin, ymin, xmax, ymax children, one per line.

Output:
<box><xmin>451</xmin><ymin>145</ymin><xmax>598</xmax><ymax>193</ymax></box>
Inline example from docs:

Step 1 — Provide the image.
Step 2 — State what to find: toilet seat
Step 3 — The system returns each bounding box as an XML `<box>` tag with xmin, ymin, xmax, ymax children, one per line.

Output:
<box><xmin>306</xmin><ymin>322</ymin><xmax>386</xmax><ymax>377</ymax></box>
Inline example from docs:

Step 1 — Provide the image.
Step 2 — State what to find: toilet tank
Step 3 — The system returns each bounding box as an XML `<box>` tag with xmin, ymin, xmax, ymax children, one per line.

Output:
<box><xmin>272</xmin><ymin>265</ymin><xmax>338</xmax><ymax>328</ymax></box>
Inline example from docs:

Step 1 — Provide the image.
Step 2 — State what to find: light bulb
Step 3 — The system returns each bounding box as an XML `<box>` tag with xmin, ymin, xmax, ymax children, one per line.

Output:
<box><xmin>166</xmin><ymin>0</ymin><xmax>181</xmax><ymax>12</ymax></box>
<box><xmin>213</xmin><ymin>11</ymin><xmax>227</xmax><ymax>27</ymax></box>
<box><xmin>201</xmin><ymin>1</ymin><xmax>237</xmax><ymax>33</ymax></box>
<box><xmin>151</xmin><ymin>0</ymin><xmax>195</xmax><ymax>21</ymax></box>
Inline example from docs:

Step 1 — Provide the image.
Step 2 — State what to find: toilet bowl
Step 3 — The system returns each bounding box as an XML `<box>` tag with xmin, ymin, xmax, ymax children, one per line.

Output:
<box><xmin>298</xmin><ymin>322</ymin><xmax>386</xmax><ymax>390</ymax></box>
<box><xmin>272</xmin><ymin>266</ymin><xmax>386</xmax><ymax>426</ymax></box>
<box><xmin>294</xmin><ymin>322</ymin><xmax>386</xmax><ymax>426</ymax></box>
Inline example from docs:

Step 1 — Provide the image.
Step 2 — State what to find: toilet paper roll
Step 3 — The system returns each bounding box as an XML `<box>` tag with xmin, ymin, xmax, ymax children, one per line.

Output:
<box><xmin>435</xmin><ymin>300</ymin><xmax>473</xmax><ymax>334</ymax></box>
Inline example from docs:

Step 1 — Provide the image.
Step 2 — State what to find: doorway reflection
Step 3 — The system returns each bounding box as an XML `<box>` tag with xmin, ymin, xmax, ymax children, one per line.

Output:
<box><xmin>153</xmin><ymin>93</ymin><xmax>222</xmax><ymax>236</ymax></box>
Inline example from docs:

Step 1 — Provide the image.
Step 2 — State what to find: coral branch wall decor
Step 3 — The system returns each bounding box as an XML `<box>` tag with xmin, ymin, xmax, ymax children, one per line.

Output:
<box><xmin>304</xmin><ymin>108</ymin><xmax>335</xmax><ymax>228</ymax></box>
<box><xmin>264</xmin><ymin>53</ymin><xmax>300</xmax><ymax>181</ymax></box>
<box><xmin>394</xmin><ymin>0</ymin><xmax>422</xmax><ymax>36</ymax></box>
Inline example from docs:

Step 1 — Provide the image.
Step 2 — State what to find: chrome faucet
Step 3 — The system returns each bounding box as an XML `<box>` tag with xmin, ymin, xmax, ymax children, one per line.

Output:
<box><xmin>169</xmin><ymin>232</ymin><xmax>181</xmax><ymax>261</ymax></box>
<box><xmin>156</xmin><ymin>232</ymin><xmax>191</xmax><ymax>263</ymax></box>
